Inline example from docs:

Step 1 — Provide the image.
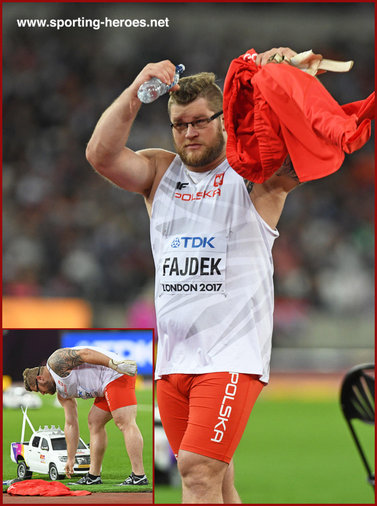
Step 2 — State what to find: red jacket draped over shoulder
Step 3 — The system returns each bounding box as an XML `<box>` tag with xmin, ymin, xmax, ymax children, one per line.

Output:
<box><xmin>223</xmin><ymin>49</ymin><xmax>375</xmax><ymax>183</ymax></box>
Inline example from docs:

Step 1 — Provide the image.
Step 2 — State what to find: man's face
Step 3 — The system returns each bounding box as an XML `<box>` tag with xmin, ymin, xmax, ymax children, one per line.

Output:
<box><xmin>33</xmin><ymin>371</ymin><xmax>56</xmax><ymax>395</ymax></box>
<box><xmin>170</xmin><ymin>97</ymin><xmax>226</xmax><ymax>170</ymax></box>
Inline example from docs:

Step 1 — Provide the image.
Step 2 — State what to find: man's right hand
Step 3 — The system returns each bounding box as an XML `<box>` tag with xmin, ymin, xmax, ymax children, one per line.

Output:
<box><xmin>108</xmin><ymin>358</ymin><xmax>137</xmax><ymax>376</ymax></box>
<box><xmin>65</xmin><ymin>458</ymin><xmax>75</xmax><ymax>478</ymax></box>
<box><xmin>131</xmin><ymin>60</ymin><xmax>180</xmax><ymax>99</ymax></box>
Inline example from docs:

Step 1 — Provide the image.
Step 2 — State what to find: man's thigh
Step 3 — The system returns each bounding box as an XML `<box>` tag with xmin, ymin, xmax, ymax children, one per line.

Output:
<box><xmin>94</xmin><ymin>375</ymin><xmax>137</xmax><ymax>413</ymax></box>
<box><xmin>88</xmin><ymin>404</ymin><xmax>113</xmax><ymax>428</ymax></box>
<box><xmin>156</xmin><ymin>375</ymin><xmax>190</xmax><ymax>458</ymax></box>
<box><xmin>157</xmin><ymin>373</ymin><xmax>264</xmax><ymax>463</ymax></box>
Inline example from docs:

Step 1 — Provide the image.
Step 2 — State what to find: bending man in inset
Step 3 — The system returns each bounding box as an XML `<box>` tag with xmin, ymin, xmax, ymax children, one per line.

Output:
<box><xmin>23</xmin><ymin>345</ymin><xmax>148</xmax><ymax>486</ymax></box>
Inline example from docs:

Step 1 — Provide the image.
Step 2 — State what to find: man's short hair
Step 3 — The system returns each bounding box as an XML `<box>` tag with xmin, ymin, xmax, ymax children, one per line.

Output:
<box><xmin>23</xmin><ymin>367</ymin><xmax>39</xmax><ymax>392</ymax></box>
<box><xmin>168</xmin><ymin>72</ymin><xmax>223</xmax><ymax>115</ymax></box>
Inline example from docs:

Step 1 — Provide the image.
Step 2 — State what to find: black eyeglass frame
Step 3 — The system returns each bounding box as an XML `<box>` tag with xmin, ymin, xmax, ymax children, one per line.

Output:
<box><xmin>35</xmin><ymin>366</ymin><xmax>41</xmax><ymax>392</ymax></box>
<box><xmin>170</xmin><ymin>110</ymin><xmax>223</xmax><ymax>131</ymax></box>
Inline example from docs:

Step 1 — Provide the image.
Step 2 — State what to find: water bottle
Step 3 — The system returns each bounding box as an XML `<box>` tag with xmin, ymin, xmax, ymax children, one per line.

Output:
<box><xmin>137</xmin><ymin>64</ymin><xmax>185</xmax><ymax>104</ymax></box>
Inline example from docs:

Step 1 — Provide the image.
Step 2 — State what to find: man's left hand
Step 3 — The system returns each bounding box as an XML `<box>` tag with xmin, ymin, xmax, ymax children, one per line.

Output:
<box><xmin>255</xmin><ymin>47</ymin><xmax>298</xmax><ymax>66</ymax></box>
<box><xmin>108</xmin><ymin>359</ymin><xmax>137</xmax><ymax>376</ymax></box>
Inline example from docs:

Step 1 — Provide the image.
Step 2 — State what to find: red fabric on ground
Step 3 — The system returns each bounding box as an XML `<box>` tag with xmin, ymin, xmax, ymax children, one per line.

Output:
<box><xmin>223</xmin><ymin>48</ymin><xmax>374</xmax><ymax>183</ymax></box>
<box><xmin>7</xmin><ymin>479</ymin><xmax>91</xmax><ymax>496</ymax></box>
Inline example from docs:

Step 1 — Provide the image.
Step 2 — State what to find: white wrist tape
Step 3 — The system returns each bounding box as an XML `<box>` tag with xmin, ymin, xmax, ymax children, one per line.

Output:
<box><xmin>289</xmin><ymin>49</ymin><xmax>353</xmax><ymax>76</ymax></box>
<box><xmin>108</xmin><ymin>358</ymin><xmax>137</xmax><ymax>376</ymax></box>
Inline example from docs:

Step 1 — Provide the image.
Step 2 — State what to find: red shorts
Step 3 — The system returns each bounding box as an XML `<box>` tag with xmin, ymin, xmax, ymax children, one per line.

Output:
<box><xmin>94</xmin><ymin>375</ymin><xmax>137</xmax><ymax>412</ymax></box>
<box><xmin>156</xmin><ymin>372</ymin><xmax>264</xmax><ymax>463</ymax></box>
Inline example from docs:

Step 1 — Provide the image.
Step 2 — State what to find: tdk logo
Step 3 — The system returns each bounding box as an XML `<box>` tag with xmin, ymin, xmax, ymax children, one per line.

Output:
<box><xmin>171</xmin><ymin>236</ymin><xmax>215</xmax><ymax>248</ymax></box>
<box><xmin>171</xmin><ymin>238</ymin><xmax>181</xmax><ymax>248</ymax></box>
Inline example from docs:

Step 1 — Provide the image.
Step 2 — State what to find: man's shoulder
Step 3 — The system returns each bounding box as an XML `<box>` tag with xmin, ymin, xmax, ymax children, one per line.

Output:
<box><xmin>47</xmin><ymin>348</ymin><xmax>82</xmax><ymax>378</ymax></box>
<box><xmin>143</xmin><ymin>150</ymin><xmax>178</xmax><ymax>207</ymax></box>
<box><xmin>136</xmin><ymin>148</ymin><xmax>176</xmax><ymax>170</ymax></box>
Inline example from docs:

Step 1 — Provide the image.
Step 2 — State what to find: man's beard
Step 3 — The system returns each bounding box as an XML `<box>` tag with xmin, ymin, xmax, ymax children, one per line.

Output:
<box><xmin>175</xmin><ymin>128</ymin><xmax>225</xmax><ymax>168</ymax></box>
<box><xmin>47</xmin><ymin>381</ymin><xmax>57</xmax><ymax>394</ymax></box>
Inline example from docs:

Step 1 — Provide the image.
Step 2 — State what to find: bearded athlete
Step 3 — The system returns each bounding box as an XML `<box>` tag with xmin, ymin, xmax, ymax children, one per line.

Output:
<box><xmin>23</xmin><ymin>346</ymin><xmax>148</xmax><ymax>486</ymax></box>
<box><xmin>85</xmin><ymin>47</ymin><xmax>311</xmax><ymax>503</ymax></box>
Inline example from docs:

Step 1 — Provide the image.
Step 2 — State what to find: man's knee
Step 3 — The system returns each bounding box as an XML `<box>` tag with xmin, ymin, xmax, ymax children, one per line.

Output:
<box><xmin>88</xmin><ymin>415</ymin><xmax>105</xmax><ymax>433</ymax></box>
<box><xmin>114</xmin><ymin>417</ymin><xmax>134</xmax><ymax>432</ymax></box>
<box><xmin>112</xmin><ymin>405</ymin><xmax>138</xmax><ymax>432</ymax></box>
<box><xmin>178</xmin><ymin>450</ymin><xmax>227</xmax><ymax>491</ymax></box>
<box><xmin>88</xmin><ymin>406</ymin><xmax>111</xmax><ymax>433</ymax></box>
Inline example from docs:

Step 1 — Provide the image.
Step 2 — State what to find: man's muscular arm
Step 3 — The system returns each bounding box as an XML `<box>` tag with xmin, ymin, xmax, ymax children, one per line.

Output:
<box><xmin>48</xmin><ymin>348</ymin><xmax>137</xmax><ymax>377</ymax></box>
<box><xmin>47</xmin><ymin>349</ymin><xmax>85</xmax><ymax>377</ymax></box>
<box><xmin>250</xmin><ymin>156</ymin><xmax>300</xmax><ymax>230</ymax></box>
<box><xmin>86</xmin><ymin>60</ymin><xmax>178</xmax><ymax>196</ymax></box>
<box><xmin>58</xmin><ymin>394</ymin><xmax>79</xmax><ymax>478</ymax></box>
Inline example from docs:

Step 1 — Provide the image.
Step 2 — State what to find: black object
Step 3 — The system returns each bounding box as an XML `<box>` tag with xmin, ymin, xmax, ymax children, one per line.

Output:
<box><xmin>340</xmin><ymin>363</ymin><xmax>375</xmax><ymax>488</ymax></box>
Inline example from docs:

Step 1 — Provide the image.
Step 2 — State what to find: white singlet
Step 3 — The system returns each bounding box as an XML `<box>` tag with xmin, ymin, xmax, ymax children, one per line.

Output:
<box><xmin>151</xmin><ymin>156</ymin><xmax>279</xmax><ymax>383</ymax></box>
<box><xmin>46</xmin><ymin>346</ymin><xmax>122</xmax><ymax>399</ymax></box>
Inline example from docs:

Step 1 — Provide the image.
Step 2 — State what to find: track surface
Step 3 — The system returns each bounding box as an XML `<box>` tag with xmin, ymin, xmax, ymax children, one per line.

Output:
<box><xmin>3</xmin><ymin>492</ymin><xmax>153</xmax><ymax>503</ymax></box>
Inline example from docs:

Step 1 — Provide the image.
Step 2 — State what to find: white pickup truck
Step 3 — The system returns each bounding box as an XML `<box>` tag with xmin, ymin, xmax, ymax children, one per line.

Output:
<box><xmin>10</xmin><ymin>407</ymin><xmax>91</xmax><ymax>481</ymax></box>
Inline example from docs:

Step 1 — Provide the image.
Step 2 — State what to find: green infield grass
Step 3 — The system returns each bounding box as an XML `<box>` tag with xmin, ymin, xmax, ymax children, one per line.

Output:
<box><xmin>155</xmin><ymin>393</ymin><xmax>374</xmax><ymax>504</ymax></box>
<box><xmin>3</xmin><ymin>386</ymin><xmax>152</xmax><ymax>493</ymax></box>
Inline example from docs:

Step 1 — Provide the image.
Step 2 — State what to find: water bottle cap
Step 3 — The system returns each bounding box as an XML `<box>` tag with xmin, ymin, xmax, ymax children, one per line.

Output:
<box><xmin>176</xmin><ymin>64</ymin><xmax>185</xmax><ymax>74</ymax></box>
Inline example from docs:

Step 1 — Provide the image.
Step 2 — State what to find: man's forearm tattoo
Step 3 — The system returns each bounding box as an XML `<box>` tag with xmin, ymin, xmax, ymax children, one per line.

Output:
<box><xmin>48</xmin><ymin>349</ymin><xmax>84</xmax><ymax>377</ymax></box>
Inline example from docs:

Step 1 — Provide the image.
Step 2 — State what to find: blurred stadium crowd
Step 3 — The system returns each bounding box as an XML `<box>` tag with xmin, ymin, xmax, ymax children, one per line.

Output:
<box><xmin>3</xmin><ymin>3</ymin><xmax>374</xmax><ymax>332</ymax></box>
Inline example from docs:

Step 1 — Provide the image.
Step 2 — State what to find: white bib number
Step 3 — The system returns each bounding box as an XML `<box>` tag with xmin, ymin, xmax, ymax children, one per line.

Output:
<box><xmin>158</xmin><ymin>234</ymin><xmax>227</xmax><ymax>295</ymax></box>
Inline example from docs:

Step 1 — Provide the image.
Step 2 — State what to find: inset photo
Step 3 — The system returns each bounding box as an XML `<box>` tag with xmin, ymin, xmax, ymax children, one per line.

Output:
<box><xmin>3</xmin><ymin>329</ymin><xmax>153</xmax><ymax>503</ymax></box>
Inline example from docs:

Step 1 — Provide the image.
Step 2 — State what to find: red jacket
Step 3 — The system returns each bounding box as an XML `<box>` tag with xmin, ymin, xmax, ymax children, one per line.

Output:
<box><xmin>7</xmin><ymin>479</ymin><xmax>91</xmax><ymax>496</ymax></box>
<box><xmin>223</xmin><ymin>49</ymin><xmax>375</xmax><ymax>183</ymax></box>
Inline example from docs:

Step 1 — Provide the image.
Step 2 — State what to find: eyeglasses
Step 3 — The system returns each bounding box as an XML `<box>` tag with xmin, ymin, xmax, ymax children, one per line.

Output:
<box><xmin>170</xmin><ymin>110</ymin><xmax>223</xmax><ymax>133</ymax></box>
<box><xmin>35</xmin><ymin>366</ymin><xmax>41</xmax><ymax>393</ymax></box>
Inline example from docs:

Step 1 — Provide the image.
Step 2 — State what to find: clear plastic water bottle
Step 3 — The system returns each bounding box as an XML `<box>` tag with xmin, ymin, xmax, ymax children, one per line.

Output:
<box><xmin>137</xmin><ymin>64</ymin><xmax>185</xmax><ymax>104</ymax></box>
